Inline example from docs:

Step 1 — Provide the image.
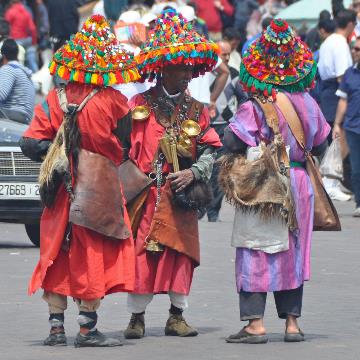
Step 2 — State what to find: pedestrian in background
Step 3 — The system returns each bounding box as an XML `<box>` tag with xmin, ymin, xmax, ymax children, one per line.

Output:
<box><xmin>4</xmin><ymin>0</ymin><xmax>38</xmax><ymax>72</ymax></box>
<box><xmin>333</xmin><ymin>36</ymin><xmax>360</xmax><ymax>217</ymax></box>
<box><xmin>202</xmin><ymin>39</ymin><xmax>247</xmax><ymax>222</ymax></box>
<box><xmin>0</xmin><ymin>38</ymin><xmax>34</xmax><ymax>123</ymax></box>
<box><xmin>46</xmin><ymin>0</ymin><xmax>79</xmax><ymax>52</ymax></box>
<box><xmin>318</xmin><ymin>9</ymin><xmax>356</xmax><ymax>201</ymax></box>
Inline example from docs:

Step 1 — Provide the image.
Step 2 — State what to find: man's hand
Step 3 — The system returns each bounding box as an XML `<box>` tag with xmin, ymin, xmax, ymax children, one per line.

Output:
<box><xmin>128</xmin><ymin>33</ymin><xmax>144</xmax><ymax>48</ymax></box>
<box><xmin>332</xmin><ymin>123</ymin><xmax>342</xmax><ymax>140</ymax></box>
<box><xmin>168</xmin><ymin>169</ymin><xmax>195</xmax><ymax>192</ymax></box>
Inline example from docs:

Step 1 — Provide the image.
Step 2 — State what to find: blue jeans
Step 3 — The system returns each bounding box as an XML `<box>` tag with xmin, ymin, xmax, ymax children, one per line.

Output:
<box><xmin>16</xmin><ymin>37</ymin><xmax>38</xmax><ymax>73</ymax></box>
<box><xmin>345</xmin><ymin>130</ymin><xmax>360</xmax><ymax>207</ymax></box>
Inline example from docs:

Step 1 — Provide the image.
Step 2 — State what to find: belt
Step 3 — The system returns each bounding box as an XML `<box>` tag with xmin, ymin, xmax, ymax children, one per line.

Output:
<box><xmin>290</xmin><ymin>161</ymin><xmax>305</xmax><ymax>168</ymax></box>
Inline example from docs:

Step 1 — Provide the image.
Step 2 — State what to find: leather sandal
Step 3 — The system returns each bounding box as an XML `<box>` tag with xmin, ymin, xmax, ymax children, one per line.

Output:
<box><xmin>226</xmin><ymin>327</ymin><xmax>268</xmax><ymax>344</ymax></box>
<box><xmin>284</xmin><ymin>329</ymin><xmax>305</xmax><ymax>342</ymax></box>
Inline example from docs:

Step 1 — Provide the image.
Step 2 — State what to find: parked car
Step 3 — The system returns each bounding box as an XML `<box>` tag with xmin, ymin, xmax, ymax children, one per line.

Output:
<box><xmin>0</xmin><ymin>118</ymin><xmax>42</xmax><ymax>246</ymax></box>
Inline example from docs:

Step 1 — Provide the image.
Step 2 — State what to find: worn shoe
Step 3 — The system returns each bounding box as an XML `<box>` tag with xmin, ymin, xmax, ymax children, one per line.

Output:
<box><xmin>124</xmin><ymin>313</ymin><xmax>145</xmax><ymax>339</ymax></box>
<box><xmin>353</xmin><ymin>207</ymin><xmax>360</xmax><ymax>218</ymax></box>
<box><xmin>74</xmin><ymin>330</ymin><xmax>123</xmax><ymax>348</ymax></box>
<box><xmin>164</xmin><ymin>313</ymin><xmax>198</xmax><ymax>337</ymax></box>
<box><xmin>226</xmin><ymin>328</ymin><xmax>268</xmax><ymax>344</ymax></box>
<box><xmin>43</xmin><ymin>332</ymin><xmax>67</xmax><ymax>346</ymax></box>
<box><xmin>284</xmin><ymin>329</ymin><xmax>305</xmax><ymax>342</ymax></box>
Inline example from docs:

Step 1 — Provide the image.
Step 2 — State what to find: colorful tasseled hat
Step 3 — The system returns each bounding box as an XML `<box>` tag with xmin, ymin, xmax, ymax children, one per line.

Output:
<box><xmin>135</xmin><ymin>9</ymin><xmax>219</xmax><ymax>82</ymax></box>
<box><xmin>49</xmin><ymin>15</ymin><xmax>140</xmax><ymax>86</ymax></box>
<box><xmin>240</xmin><ymin>19</ymin><xmax>316</xmax><ymax>99</ymax></box>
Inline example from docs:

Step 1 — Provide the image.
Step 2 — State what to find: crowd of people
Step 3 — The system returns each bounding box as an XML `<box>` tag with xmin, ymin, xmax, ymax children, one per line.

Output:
<box><xmin>0</xmin><ymin>0</ymin><xmax>358</xmax><ymax>348</ymax></box>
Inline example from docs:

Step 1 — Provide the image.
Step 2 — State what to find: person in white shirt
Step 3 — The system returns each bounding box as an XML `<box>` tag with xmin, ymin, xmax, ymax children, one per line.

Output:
<box><xmin>318</xmin><ymin>9</ymin><xmax>356</xmax><ymax>202</ymax></box>
<box><xmin>318</xmin><ymin>10</ymin><xmax>356</xmax><ymax>124</ymax></box>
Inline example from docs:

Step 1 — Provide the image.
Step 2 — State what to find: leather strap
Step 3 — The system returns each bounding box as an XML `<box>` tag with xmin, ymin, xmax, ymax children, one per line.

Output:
<box><xmin>253</xmin><ymin>97</ymin><xmax>281</xmax><ymax>135</ymax></box>
<box><xmin>253</xmin><ymin>97</ymin><xmax>289</xmax><ymax>168</ymax></box>
<box><xmin>57</xmin><ymin>86</ymin><xmax>99</xmax><ymax>114</ymax></box>
<box><xmin>275</xmin><ymin>93</ymin><xmax>306</xmax><ymax>150</ymax></box>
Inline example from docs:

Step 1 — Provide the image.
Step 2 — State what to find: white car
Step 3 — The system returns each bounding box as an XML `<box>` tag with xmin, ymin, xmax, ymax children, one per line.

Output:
<box><xmin>0</xmin><ymin>118</ymin><xmax>42</xmax><ymax>246</ymax></box>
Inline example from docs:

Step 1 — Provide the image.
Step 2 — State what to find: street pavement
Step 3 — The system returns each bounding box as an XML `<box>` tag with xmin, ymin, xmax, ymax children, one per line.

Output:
<box><xmin>0</xmin><ymin>201</ymin><xmax>359</xmax><ymax>360</ymax></box>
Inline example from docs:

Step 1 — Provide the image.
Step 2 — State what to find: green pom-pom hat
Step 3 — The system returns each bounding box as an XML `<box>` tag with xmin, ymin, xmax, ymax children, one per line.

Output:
<box><xmin>240</xmin><ymin>19</ymin><xmax>316</xmax><ymax>99</ymax></box>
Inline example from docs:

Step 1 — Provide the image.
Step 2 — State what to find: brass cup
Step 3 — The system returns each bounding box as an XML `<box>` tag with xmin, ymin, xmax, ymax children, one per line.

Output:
<box><xmin>181</xmin><ymin>120</ymin><xmax>201</xmax><ymax>137</ymax></box>
<box><xmin>131</xmin><ymin>105</ymin><xmax>150</xmax><ymax>121</ymax></box>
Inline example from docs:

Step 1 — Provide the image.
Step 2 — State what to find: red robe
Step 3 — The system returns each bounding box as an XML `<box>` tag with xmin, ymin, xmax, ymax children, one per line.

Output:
<box><xmin>128</xmin><ymin>93</ymin><xmax>221</xmax><ymax>295</ymax></box>
<box><xmin>26</xmin><ymin>83</ymin><xmax>135</xmax><ymax>300</ymax></box>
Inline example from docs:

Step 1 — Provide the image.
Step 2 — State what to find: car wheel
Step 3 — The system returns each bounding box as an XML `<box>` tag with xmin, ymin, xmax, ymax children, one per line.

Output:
<box><xmin>25</xmin><ymin>224</ymin><xmax>40</xmax><ymax>247</ymax></box>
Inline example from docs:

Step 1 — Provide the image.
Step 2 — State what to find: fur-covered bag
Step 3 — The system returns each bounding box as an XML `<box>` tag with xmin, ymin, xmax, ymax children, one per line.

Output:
<box><xmin>218</xmin><ymin>140</ymin><xmax>297</xmax><ymax>231</ymax></box>
<box><xmin>172</xmin><ymin>181</ymin><xmax>213</xmax><ymax>210</ymax></box>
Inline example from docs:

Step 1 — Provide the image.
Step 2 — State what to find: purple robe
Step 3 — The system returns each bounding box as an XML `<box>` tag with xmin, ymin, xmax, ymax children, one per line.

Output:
<box><xmin>229</xmin><ymin>92</ymin><xmax>330</xmax><ymax>292</ymax></box>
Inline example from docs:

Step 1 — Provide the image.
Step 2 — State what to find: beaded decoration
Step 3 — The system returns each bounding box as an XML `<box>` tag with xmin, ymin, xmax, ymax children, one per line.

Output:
<box><xmin>49</xmin><ymin>14</ymin><xmax>140</xmax><ymax>86</ymax></box>
<box><xmin>135</xmin><ymin>9</ymin><xmax>220</xmax><ymax>82</ymax></box>
<box><xmin>240</xmin><ymin>19</ymin><xmax>317</xmax><ymax>99</ymax></box>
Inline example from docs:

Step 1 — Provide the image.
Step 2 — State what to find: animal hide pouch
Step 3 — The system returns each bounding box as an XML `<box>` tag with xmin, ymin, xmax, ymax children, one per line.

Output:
<box><xmin>69</xmin><ymin>149</ymin><xmax>131</xmax><ymax>240</ymax></box>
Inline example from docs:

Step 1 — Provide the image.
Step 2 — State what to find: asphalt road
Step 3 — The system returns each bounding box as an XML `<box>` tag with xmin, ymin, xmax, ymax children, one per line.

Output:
<box><xmin>0</xmin><ymin>201</ymin><xmax>359</xmax><ymax>360</ymax></box>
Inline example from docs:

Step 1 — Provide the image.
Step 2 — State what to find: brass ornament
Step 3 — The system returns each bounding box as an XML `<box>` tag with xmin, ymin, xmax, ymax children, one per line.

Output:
<box><xmin>145</xmin><ymin>238</ymin><xmax>164</xmax><ymax>253</ymax></box>
<box><xmin>131</xmin><ymin>105</ymin><xmax>151</xmax><ymax>121</ymax></box>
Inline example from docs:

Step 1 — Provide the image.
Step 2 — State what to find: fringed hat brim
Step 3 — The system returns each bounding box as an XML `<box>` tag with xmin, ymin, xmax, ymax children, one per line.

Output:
<box><xmin>135</xmin><ymin>42</ymin><xmax>219</xmax><ymax>81</ymax></box>
<box><xmin>49</xmin><ymin>61</ymin><xmax>141</xmax><ymax>86</ymax></box>
<box><xmin>239</xmin><ymin>61</ymin><xmax>317</xmax><ymax>98</ymax></box>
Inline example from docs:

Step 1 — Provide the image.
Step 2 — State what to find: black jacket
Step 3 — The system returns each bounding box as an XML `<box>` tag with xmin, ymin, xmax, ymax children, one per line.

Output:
<box><xmin>47</xmin><ymin>0</ymin><xmax>80</xmax><ymax>38</ymax></box>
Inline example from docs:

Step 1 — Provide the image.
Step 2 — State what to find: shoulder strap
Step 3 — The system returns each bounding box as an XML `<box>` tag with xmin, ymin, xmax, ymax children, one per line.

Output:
<box><xmin>275</xmin><ymin>93</ymin><xmax>306</xmax><ymax>150</ymax></box>
<box><xmin>56</xmin><ymin>86</ymin><xmax>100</xmax><ymax>115</ymax></box>
<box><xmin>252</xmin><ymin>97</ymin><xmax>281</xmax><ymax>135</ymax></box>
<box><xmin>252</xmin><ymin>96</ymin><xmax>290</xmax><ymax>169</ymax></box>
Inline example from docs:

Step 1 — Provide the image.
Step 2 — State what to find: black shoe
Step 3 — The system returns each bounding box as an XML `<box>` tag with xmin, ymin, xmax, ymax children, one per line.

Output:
<box><xmin>43</xmin><ymin>332</ymin><xmax>67</xmax><ymax>346</ymax></box>
<box><xmin>284</xmin><ymin>329</ymin><xmax>305</xmax><ymax>342</ymax></box>
<box><xmin>226</xmin><ymin>327</ymin><xmax>268</xmax><ymax>344</ymax></box>
<box><xmin>74</xmin><ymin>330</ymin><xmax>123</xmax><ymax>348</ymax></box>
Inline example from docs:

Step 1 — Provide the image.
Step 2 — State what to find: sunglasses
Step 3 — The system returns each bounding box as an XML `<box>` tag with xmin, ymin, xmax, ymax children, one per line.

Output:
<box><xmin>352</xmin><ymin>46</ymin><xmax>360</xmax><ymax>52</ymax></box>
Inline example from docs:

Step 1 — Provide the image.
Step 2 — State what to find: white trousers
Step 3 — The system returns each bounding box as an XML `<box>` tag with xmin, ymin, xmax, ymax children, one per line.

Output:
<box><xmin>127</xmin><ymin>292</ymin><xmax>189</xmax><ymax>314</ymax></box>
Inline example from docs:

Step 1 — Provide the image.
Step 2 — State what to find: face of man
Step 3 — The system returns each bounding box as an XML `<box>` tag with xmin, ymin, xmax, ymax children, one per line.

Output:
<box><xmin>218</xmin><ymin>41</ymin><xmax>231</xmax><ymax>66</ymax></box>
<box><xmin>162</xmin><ymin>64</ymin><xmax>194</xmax><ymax>94</ymax></box>
<box><xmin>352</xmin><ymin>39</ymin><xmax>360</xmax><ymax>63</ymax></box>
<box><xmin>353</xmin><ymin>1</ymin><xmax>360</xmax><ymax>18</ymax></box>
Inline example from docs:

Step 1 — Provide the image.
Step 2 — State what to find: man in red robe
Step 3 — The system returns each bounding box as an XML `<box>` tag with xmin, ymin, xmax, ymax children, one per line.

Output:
<box><xmin>20</xmin><ymin>15</ymin><xmax>140</xmax><ymax>348</ymax></box>
<box><xmin>123</xmin><ymin>9</ymin><xmax>222</xmax><ymax>339</ymax></box>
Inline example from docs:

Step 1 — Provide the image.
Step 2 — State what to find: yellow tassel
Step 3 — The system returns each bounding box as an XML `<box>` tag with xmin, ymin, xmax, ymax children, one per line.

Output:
<box><xmin>57</xmin><ymin>66</ymin><xmax>65</xmax><ymax>77</ymax></box>
<box><xmin>73</xmin><ymin>70</ymin><xmax>79</xmax><ymax>82</ymax></box>
<box><xmin>49</xmin><ymin>61</ymin><xmax>56</xmax><ymax>74</ymax></box>
<box><xmin>91</xmin><ymin>73</ymin><xmax>98</xmax><ymax>85</ymax></box>
<box><xmin>109</xmin><ymin>72</ymin><xmax>117</xmax><ymax>85</ymax></box>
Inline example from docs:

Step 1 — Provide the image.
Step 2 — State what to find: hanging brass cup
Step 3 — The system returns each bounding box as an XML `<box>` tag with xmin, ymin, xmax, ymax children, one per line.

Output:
<box><xmin>177</xmin><ymin>120</ymin><xmax>202</xmax><ymax>158</ymax></box>
<box><xmin>131</xmin><ymin>105</ymin><xmax>150</xmax><ymax>121</ymax></box>
<box><xmin>181</xmin><ymin>120</ymin><xmax>201</xmax><ymax>137</ymax></box>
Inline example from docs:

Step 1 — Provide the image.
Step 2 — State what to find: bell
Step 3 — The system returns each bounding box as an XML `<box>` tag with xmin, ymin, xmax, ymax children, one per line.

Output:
<box><xmin>131</xmin><ymin>105</ymin><xmax>150</xmax><ymax>121</ymax></box>
<box><xmin>145</xmin><ymin>239</ymin><xmax>164</xmax><ymax>253</ymax></box>
<box><xmin>181</xmin><ymin>120</ymin><xmax>201</xmax><ymax>137</ymax></box>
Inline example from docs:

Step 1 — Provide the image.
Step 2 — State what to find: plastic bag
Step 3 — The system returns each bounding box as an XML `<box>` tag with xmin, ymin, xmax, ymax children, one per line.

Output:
<box><xmin>319</xmin><ymin>138</ymin><xmax>343</xmax><ymax>180</ymax></box>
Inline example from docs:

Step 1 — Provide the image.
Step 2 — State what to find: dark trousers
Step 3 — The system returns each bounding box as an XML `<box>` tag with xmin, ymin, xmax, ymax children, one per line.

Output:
<box><xmin>345</xmin><ymin>130</ymin><xmax>360</xmax><ymax>207</ymax></box>
<box><xmin>239</xmin><ymin>286</ymin><xmax>303</xmax><ymax>321</ymax></box>
<box><xmin>206</xmin><ymin>123</ymin><xmax>226</xmax><ymax>221</ymax></box>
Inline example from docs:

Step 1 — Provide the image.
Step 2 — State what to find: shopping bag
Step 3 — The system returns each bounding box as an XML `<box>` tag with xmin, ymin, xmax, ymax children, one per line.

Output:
<box><xmin>319</xmin><ymin>138</ymin><xmax>343</xmax><ymax>180</ymax></box>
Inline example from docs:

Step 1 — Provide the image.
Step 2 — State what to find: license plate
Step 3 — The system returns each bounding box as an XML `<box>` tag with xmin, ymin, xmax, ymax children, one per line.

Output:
<box><xmin>0</xmin><ymin>183</ymin><xmax>40</xmax><ymax>199</ymax></box>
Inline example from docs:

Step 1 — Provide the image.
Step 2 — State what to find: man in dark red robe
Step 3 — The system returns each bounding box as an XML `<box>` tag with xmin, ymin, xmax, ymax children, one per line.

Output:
<box><xmin>123</xmin><ymin>9</ymin><xmax>222</xmax><ymax>339</ymax></box>
<box><xmin>20</xmin><ymin>15</ymin><xmax>140</xmax><ymax>348</ymax></box>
